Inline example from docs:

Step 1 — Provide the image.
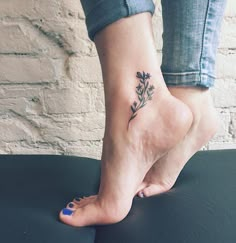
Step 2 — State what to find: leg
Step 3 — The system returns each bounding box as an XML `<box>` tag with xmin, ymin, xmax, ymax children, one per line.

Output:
<box><xmin>59</xmin><ymin>2</ymin><xmax>192</xmax><ymax>226</ymax></box>
<box><xmin>138</xmin><ymin>0</ymin><xmax>227</xmax><ymax>197</ymax></box>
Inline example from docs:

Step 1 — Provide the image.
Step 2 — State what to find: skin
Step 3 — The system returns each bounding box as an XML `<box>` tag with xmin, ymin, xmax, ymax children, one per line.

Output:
<box><xmin>137</xmin><ymin>87</ymin><xmax>219</xmax><ymax>197</ymax></box>
<box><xmin>70</xmin><ymin>87</ymin><xmax>219</xmax><ymax>207</ymax></box>
<box><xmin>59</xmin><ymin>12</ymin><xmax>218</xmax><ymax>227</ymax></box>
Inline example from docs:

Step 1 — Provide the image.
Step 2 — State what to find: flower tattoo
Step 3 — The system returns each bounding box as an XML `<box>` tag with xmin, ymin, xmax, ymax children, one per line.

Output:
<box><xmin>128</xmin><ymin>71</ymin><xmax>155</xmax><ymax>125</ymax></box>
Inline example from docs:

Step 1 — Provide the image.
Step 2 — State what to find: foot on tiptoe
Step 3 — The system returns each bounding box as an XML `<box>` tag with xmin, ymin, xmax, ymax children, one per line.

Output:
<box><xmin>59</xmin><ymin>72</ymin><xmax>192</xmax><ymax>227</ymax></box>
<box><xmin>137</xmin><ymin>87</ymin><xmax>219</xmax><ymax>198</ymax></box>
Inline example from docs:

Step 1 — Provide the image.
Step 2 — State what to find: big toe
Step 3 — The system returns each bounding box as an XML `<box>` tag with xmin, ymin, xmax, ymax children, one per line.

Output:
<box><xmin>60</xmin><ymin>202</ymin><xmax>101</xmax><ymax>227</ymax></box>
<box><xmin>60</xmin><ymin>200</ymin><xmax>128</xmax><ymax>227</ymax></box>
<box><xmin>138</xmin><ymin>184</ymin><xmax>170</xmax><ymax>198</ymax></box>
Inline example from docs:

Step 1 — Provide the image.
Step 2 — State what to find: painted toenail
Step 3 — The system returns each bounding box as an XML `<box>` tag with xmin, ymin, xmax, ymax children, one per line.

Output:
<box><xmin>68</xmin><ymin>203</ymin><xmax>74</xmax><ymax>208</ymax></box>
<box><xmin>62</xmin><ymin>208</ymin><xmax>73</xmax><ymax>216</ymax></box>
<box><xmin>75</xmin><ymin>197</ymin><xmax>80</xmax><ymax>201</ymax></box>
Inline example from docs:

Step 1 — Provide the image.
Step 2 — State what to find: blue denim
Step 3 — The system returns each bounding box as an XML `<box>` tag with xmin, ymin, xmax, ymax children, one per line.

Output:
<box><xmin>80</xmin><ymin>0</ymin><xmax>227</xmax><ymax>88</ymax></box>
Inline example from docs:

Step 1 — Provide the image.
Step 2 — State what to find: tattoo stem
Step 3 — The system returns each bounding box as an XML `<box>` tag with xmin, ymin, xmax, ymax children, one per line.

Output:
<box><xmin>128</xmin><ymin>71</ymin><xmax>155</xmax><ymax>127</ymax></box>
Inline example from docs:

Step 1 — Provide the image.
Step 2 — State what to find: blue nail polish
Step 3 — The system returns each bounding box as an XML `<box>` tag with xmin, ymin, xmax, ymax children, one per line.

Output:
<box><xmin>62</xmin><ymin>208</ymin><xmax>73</xmax><ymax>216</ymax></box>
<box><xmin>68</xmin><ymin>203</ymin><xmax>74</xmax><ymax>208</ymax></box>
<box><xmin>75</xmin><ymin>197</ymin><xmax>80</xmax><ymax>201</ymax></box>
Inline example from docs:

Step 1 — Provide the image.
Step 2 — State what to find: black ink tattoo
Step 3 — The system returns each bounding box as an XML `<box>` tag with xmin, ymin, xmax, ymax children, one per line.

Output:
<box><xmin>128</xmin><ymin>71</ymin><xmax>155</xmax><ymax>125</ymax></box>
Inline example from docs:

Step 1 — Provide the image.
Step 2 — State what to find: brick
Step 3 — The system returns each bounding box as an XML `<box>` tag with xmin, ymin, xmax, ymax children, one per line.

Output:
<box><xmin>0</xmin><ymin>19</ymin><xmax>67</xmax><ymax>58</ymax></box>
<box><xmin>212</xmin><ymin>109</ymin><xmax>232</xmax><ymax>142</ymax></box>
<box><xmin>0</xmin><ymin>86</ymin><xmax>44</xmax><ymax>116</ymax></box>
<box><xmin>40</xmin><ymin>112</ymin><xmax>104</xmax><ymax>142</ymax></box>
<box><xmin>152</xmin><ymin>15</ymin><xmax>163</xmax><ymax>51</ymax></box>
<box><xmin>63</xmin><ymin>141</ymin><xmax>102</xmax><ymax>159</ymax></box>
<box><xmin>0</xmin><ymin>23</ymin><xmax>34</xmax><ymax>53</ymax></box>
<box><xmin>229</xmin><ymin>112</ymin><xmax>236</xmax><ymax>138</ymax></box>
<box><xmin>0</xmin><ymin>0</ymin><xmax>66</xmax><ymax>20</ymax></box>
<box><xmin>0</xmin><ymin>97</ymin><xmax>43</xmax><ymax>116</ymax></box>
<box><xmin>0</xmin><ymin>56</ymin><xmax>55</xmax><ymax>83</ymax></box>
<box><xmin>67</xmin><ymin>56</ymin><xmax>102</xmax><ymax>83</ymax></box>
<box><xmin>80</xmin><ymin>112</ymin><xmax>105</xmax><ymax>130</ymax></box>
<box><xmin>216</xmin><ymin>52</ymin><xmax>236</xmax><ymax>79</ymax></box>
<box><xmin>30</xmin><ymin>19</ymin><xmax>92</xmax><ymax>56</ymax></box>
<box><xmin>43</xmin><ymin>87</ymin><xmax>93</xmax><ymax>114</ymax></box>
<box><xmin>94</xmin><ymin>86</ymin><xmax>105</xmax><ymax>112</ymax></box>
<box><xmin>69</xmin><ymin>21</ymin><xmax>93</xmax><ymax>55</ymax></box>
<box><xmin>0</xmin><ymin>118</ymin><xmax>33</xmax><ymax>142</ymax></box>
<box><xmin>33</xmin><ymin>0</ymin><xmax>63</xmax><ymax>20</ymax></box>
<box><xmin>208</xmin><ymin>142</ymin><xmax>236</xmax><ymax>150</ymax></box>
<box><xmin>154</xmin><ymin>2</ymin><xmax>162</xmax><ymax>17</ymax></box>
<box><xmin>0</xmin><ymin>0</ymin><xmax>35</xmax><ymax>18</ymax></box>
<box><xmin>0</xmin><ymin>86</ymin><xmax>42</xmax><ymax>99</ymax></box>
<box><xmin>60</xmin><ymin>0</ymin><xmax>85</xmax><ymax>19</ymax></box>
<box><xmin>6</xmin><ymin>144</ymin><xmax>59</xmax><ymax>155</ymax></box>
<box><xmin>224</xmin><ymin>0</ymin><xmax>236</xmax><ymax>17</ymax></box>
<box><xmin>219</xmin><ymin>18</ymin><xmax>236</xmax><ymax>49</ymax></box>
<box><xmin>211</xmin><ymin>79</ymin><xmax>236</xmax><ymax>108</ymax></box>
<box><xmin>0</xmin><ymin>149</ymin><xmax>7</xmax><ymax>154</ymax></box>
<box><xmin>0</xmin><ymin>141</ymin><xmax>7</xmax><ymax>154</ymax></box>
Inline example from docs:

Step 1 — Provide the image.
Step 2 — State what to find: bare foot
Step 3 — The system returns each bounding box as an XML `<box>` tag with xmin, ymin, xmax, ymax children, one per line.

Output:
<box><xmin>60</xmin><ymin>77</ymin><xmax>192</xmax><ymax>226</ymax></box>
<box><xmin>137</xmin><ymin>87</ymin><xmax>219</xmax><ymax>197</ymax></box>
<box><xmin>68</xmin><ymin>87</ymin><xmax>217</xmax><ymax>209</ymax></box>
<box><xmin>59</xmin><ymin>13</ymin><xmax>192</xmax><ymax>227</ymax></box>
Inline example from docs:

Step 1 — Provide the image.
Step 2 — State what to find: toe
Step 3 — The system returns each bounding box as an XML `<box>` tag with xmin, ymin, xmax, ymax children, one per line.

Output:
<box><xmin>66</xmin><ymin>202</ymin><xmax>76</xmax><ymax>210</ymax></box>
<box><xmin>73</xmin><ymin>195</ymin><xmax>96</xmax><ymax>204</ymax></box>
<box><xmin>73</xmin><ymin>195</ymin><xmax>97</xmax><ymax>207</ymax></box>
<box><xmin>137</xmin><ymin>191</ymin><xmax>145</xmax><ymax>198</ymax></box>
<box><xmin>135</xmin><ymin>182</ymin><xmax>148</xmax><ymax>196</ymax></box>
<box><xmin>75</xmin><ymin>197</ymin><xmax>97</xmax><ymax>208</ymax></box>
<box><xmin>73</xmin><ymin>197</ymin><xmax>83</xmax><ymax>204</ymax></box>
<box><xmin>59</xmin><ymin>202</ymin><xmax>111</xmax><ymax>227</ymax></box>
<box><xmin>60</xmin><ymin>198</ymin><xmax>130</xmax><ymax>227</ymax></box>
<box><xmin>60</xmin><ymin>204</ymin><xmax>98</xmax><ymax>227</ymax></box>
<box><xmin>139</xmin><ymin>184</ymin><xmax>170</xmax><ymax>197</ymax></box>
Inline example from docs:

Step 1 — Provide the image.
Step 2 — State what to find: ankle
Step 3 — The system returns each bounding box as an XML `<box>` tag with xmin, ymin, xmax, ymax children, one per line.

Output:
<box><xmin>103</xmin><ymin>70</ymin><xmax>168</xmax><ymax>127</ymax></box>
<box><xmin>168</xmin><ymin>87</ymin><xmax>219</xmax><ymax>145</ymax></box>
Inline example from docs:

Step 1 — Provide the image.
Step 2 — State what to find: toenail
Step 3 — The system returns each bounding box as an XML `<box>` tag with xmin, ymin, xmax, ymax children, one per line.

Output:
<box><xmin>62</xmin><ymin>208</ymin><xmax>73</xmax><ymax>216</ymax></box>
<box><xmin>74</xmin><ymin>197</ymin><xmax>80</xmax><ymax>201</ymax></box>
<box><xmin>68</xmin><ymin>203</ymin><xmax>74</xmax><ymax>208</ymax></box>
<box><xmin>139</xmin><ymin>192</ymin><xmax>144</xmax><ymax>198</ymax></box>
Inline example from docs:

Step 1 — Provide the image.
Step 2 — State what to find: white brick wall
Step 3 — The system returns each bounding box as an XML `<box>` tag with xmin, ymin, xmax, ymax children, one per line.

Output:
<box><xmin>0</xmin><ymin>0</ymin><xmax>235</xmax><ymax>157</ymax></box>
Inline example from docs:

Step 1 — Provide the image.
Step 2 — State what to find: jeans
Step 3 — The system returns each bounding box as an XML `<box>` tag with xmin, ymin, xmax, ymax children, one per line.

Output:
<box><xmin>80</xmin><ymin>0</ymin><xmax>227</xmax><ymax>88</ymax></box>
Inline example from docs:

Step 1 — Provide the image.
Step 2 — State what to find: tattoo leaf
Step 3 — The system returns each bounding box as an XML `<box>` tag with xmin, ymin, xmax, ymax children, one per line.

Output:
<box><xmin>131</xmin><ymin>105</ymin><xmax>136</xmax><ymax>113</ymax></box>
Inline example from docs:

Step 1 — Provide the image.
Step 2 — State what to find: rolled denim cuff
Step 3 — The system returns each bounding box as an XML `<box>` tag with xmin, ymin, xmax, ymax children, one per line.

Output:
<box><xmin>80</xmin><ymin>0</ymin><xmax>155</xmax><ymax>41</ymax></box>
<box><xmin>162</xmin><ymin>71</ymin><xmax>215</xmax><ymax>88</ymax></box>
